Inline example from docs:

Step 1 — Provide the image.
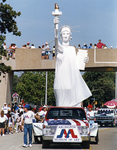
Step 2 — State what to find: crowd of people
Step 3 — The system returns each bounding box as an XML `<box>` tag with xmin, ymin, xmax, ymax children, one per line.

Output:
<box><xmin>2</xmin><ymin>41</ymin><xmax>55</xmax><ymax>60</ymax></box>
<box><xmin>0</xmin><ymin>102</ymin><xmax>48</xmax><ymax>147</ymax></box>
<box><xmin>78</xmin><ymin>39</ymin><xmax>108</xmax><ymax>49</ymax></box>
<box><xmin>2</xmin><ymin>39</ymin><xmax>115</xmax><ymax>60</ymax></box>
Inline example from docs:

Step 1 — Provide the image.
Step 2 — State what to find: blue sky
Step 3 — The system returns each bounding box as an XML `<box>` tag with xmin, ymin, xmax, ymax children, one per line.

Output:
<box><xmin>4</xmin><ymin>0</ymin><xmax>117</xmax><ymax>48</ymax></box>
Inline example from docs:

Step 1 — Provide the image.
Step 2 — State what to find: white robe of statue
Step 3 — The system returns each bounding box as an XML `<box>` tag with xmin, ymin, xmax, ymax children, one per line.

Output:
<box><xmin>54</xmin><ymin>25</ymin><xmax>92</xmax><ymax>107</ymax></box>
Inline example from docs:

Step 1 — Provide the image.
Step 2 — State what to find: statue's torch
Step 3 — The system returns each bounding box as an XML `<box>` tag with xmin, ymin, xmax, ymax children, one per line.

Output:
<box><xmin>52</xmin><ymin>3</ymin><xmax>62</xmax><ymax>57</ymax></box>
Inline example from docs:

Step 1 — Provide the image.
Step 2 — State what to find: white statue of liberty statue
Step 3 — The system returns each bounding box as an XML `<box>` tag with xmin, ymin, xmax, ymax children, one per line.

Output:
<box><xmin>52</xmin><ymin>4</ymin><xmax>92</xmax><ymax>107</ymax></box>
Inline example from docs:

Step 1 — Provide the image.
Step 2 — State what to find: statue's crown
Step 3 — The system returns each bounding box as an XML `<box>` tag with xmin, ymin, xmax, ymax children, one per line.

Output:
<box><xmin>60</xmin><ymin>25</ymin><xmax>71</xmax><ymax>35</ymax></box>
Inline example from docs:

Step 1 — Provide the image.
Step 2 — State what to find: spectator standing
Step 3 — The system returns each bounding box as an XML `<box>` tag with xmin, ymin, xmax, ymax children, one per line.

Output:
<box><xmin>22</xmin><ymin>104</ymin><xmax>35</xmax><ymax>148</ymax></box>
<box><xmin>78</xmin><ymin>44</ymin><xmax>81</xmax><ymax>49</ymax></box>
<box><xmin>89</xmin><ymin>43</ymin><xmax>93</xmax><ymax>49</ymax></box>
<box><xmin>96</xmin><ymin>39</ymin><xmax>105</xmax><ymax>49</ymax></box>
<box><xmin>8</xmin><ymin>43</ymin><xmax>17</xmax><ymax>59</ymax></box>
<box><xmin>86</xmin><ymin>104</ymin><xmax>94</xmax><ymax>118</ymax></box>
<box><xmin>11</xmin><ymin>43</ymin><xmax>18</xmax><ymax>50</ymax></box>
<box><xmin>20</xmin><ymin>44</ymin><xmax>27</xmax><ymax>49</ymax></box>
<box><xmin>26</xmin><ymin>42</ymin><xmax>30</xmax><ymax>49</ymax></box>
<box><xmin>35</xmin><ymin>107</ymin><xmax>44</xmax><ymax>123</ymax></box>
<box><xmin>44</xmin><ymin>41</ymin><xmax>50</xmax><ymax>59</ymax></box>
<box><xmin>14</xmin><ymin>102</ymin><xmax>18</xmax><ymax>111</ymax></box>
<box><xmin>8</xmin><ymin>113</ymin><xmax>14</xmax><ymax>134</ymax></box>
<box><xmin>103</xmin><ymin>45</ymin><xmax>108</xmax><ymax>49</ymax></box>
<box><xmin>16</xmin><ymin>113</ymin><xmax>22</xmax><ymax>132</ymax></box>
<box><xmin>30</xmin><ymin>44</ymin><xmax>36</xmax><ymax>49</ymax></box>
<box><xmin>45</xmin><ymin>41</ymin><xmax>50</xmax><ymax>50</ymax></box>
<box><xmin>2</xmin><ymin>103</ymin><xmax>8</xmax><ymax>115</ymax></box>
<box><xmin>39</xmin><ymin>105</ymin><xmax>47</xmax><ymax>122</ymax></box>
<box><xmin>35</xmin><ymin>105</ymin><xmax>47</xmax><ymax>123</ymax></box>
<box><xmin>19</xmin><ymin>105</ymin><xmax>24</xmax><ymax>113</ymax></box>
<box><xmin>3</xmin><ymin>43</ymin><xmax>7</xmax><ymax>50</ymax></box>
<box><xmin>0</xmin><ymin>110</ymin><xmax>8</xmax><ymax>136</ymax></box>
<box><xmin>41</xmin><ymin>45</ymin><xmax>45</xmax><ymax>59</ymax></box>
<box><xmin>92</xmin><ymin>44</ymin><xmax>97</xmax><ymax>49</ymax></box>
<box><xmin>82</xmin><ymin>43</ymin><xmax>88</xmax><ymax>49</ymax></box>
<box><xmin>41</xmin><ymin>105</ymin><xmax>47</xmax><ymax>119</ymax></box>
<box><xmin>110</xmin><ymin>46</ymin><xmax>113</xmax><ymax>49</ymax></box>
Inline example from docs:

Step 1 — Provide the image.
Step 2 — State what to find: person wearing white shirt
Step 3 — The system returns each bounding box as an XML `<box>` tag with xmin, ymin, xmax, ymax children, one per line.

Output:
<box><xmin>2</xmin><ymin>103</ymin><xmax>8</xmax><ymax>115</ymax></box>
<box><xmin>86</xmin><ymin>104</ymin><xmax>94</xmax><ymax>118</ymax></box>
<box><xmin>22</xmin><ymin>104</ymin><xmax>34</xmax><ymax>148</ymax></box>
<box><xmin>35</xmin><ymin>105</ymin><xmax>47</xmax><ymax>122</ymax></box>
<box><xmin>0</xmin><ymin>110</ymin><xmax>8</xmax><ymax>136</ymax></box>
<box><xmin>30</xmin><ymin>44</ymin><xmax>36</xmax><ymax>49</ymax></box>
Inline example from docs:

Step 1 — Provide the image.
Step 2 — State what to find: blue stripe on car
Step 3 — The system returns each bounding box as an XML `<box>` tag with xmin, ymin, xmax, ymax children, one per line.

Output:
<box><xmin>47</xmin><ymin>119</ymin><xmax>71</xmax><ymax>125</ymax></box>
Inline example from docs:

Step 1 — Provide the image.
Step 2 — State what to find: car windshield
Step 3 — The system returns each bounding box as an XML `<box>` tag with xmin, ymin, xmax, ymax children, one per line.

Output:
<box><xmin>47</xmin><ymin>108</ymin><xmax>86</xmax><ymax>120</ymax></box>
<box><xmin>97</xmin><ymin>110</ymin><xmax>114</xmax><ymax>114</ymax></box>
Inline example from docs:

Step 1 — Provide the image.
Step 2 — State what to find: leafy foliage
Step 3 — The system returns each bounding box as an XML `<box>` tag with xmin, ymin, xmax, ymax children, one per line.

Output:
<box><xmin>0</xmin><ymin>0</ymin><xmax>21</xmax><ymax>74</ymax></box>
<box><xmin>16</xmin><ymin>72</ymin><xmax>55</xmax><ymax>106</ymax></box>
<box><xmin>83</xmin><ymin>72</ymin><xmax>115</xmax><ymax>107</ymax></box>
<box><xmin>0</xmin><ymin>0</ymin><xmax>21</xmax><ymax>36</ymax></box>
<box><xmin>13</xmin><ymin>75</ymin><xmax>21</xmax><ymax>94</ymax></box>
<box><xmin>0</xmin><ymin>63</ymin><xmax>11</xmax><ymax>73</ymax></box>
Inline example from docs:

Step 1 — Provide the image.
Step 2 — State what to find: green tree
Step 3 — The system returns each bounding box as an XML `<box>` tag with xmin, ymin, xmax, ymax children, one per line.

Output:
<box><xmin>0</xmin><ymin>0</ymin><xmax>21</xmax><ymax>73</ymax></box>
<box><xmin>16</xmin><ymin>71</ymin><xmax>55</xmax><ymax>106</ymax></box>
<box><xmin>83</xmin><ymin>72</ymin><xmax>115</xmax><ymax>107</ymax></box>
<box><xmin>47</xmin><ymin>71</ymin><xmax>56</xmax><ymax>106</ymax></box>
<box><xmin>13</xmin><ymin>74</ymin><xmax>21</xmax><ymax>93</ymax></box>
<box><xmin>0</xmin><ymin>0</ymin><xmax>21</xmax><ymax>37</ymax></box>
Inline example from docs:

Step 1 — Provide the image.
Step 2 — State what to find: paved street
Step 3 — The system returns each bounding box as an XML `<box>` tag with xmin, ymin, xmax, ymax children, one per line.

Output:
<box><xmin>91</xmin><ymin>127</ymin><xmax>117</xmax><ymax>150</ymax></box>
<box><xmin>0</xmin><ymin>127</ymin><xmax>117</xmax><ymax>150</ymax></box>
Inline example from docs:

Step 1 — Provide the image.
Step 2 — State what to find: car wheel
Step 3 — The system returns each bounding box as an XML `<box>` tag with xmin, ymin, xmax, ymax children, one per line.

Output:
<box><xmin>81</xmin><ymin>141</ymin><xmax>90</xmax><ymax>149</ymax></box>
<box><xmin>95</xmin><ymin>132</ymin><xmax>99</xmax><ymax>144</ymax></box>
<box><xmin>34</xmin><ymin>136</ymin><xmax>40</xmax><ymax>144</ymax></box>
<box><xmin>111</xmin><ymin>122</ymin><xmax>114</xmax><ymax>127</ymax></box>
<box><xmin>42</xmin><ymin>140</ymin><xmax>50</xmax><ymax>148</ymax></box>
<box><xmin>40</xmin><ymin>136</ymin><xmax>42</xmax><ymax>144</ymax></box>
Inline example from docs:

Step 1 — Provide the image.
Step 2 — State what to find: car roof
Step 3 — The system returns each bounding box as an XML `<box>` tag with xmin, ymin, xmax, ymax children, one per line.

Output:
<box><xmin>48</xmin><ymin>106</ymin><xmax>84</xmax><ymax>109</ymax></box>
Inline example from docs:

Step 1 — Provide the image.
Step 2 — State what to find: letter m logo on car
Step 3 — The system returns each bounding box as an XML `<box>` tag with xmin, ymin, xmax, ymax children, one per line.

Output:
<box><xmin>57</xmin><ymin>129</ymin><xmax>78</xmax><ymax>138</ymax></box>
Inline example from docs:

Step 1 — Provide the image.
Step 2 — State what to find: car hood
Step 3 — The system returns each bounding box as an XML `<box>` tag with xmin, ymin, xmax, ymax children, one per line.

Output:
<box><xmin>95</xmin><ymin>113</ymin><xmax>113</xmax><ymax>117</ymax></box>
<box><xmin>44</xmin><ymin>119</ymin><xmax>89</xmax><ymax>127</ymax></box>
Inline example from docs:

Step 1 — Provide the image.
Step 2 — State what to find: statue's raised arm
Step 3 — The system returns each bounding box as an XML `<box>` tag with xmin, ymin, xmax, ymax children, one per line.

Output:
<box><xmin>52</xmin><ymin>3</ymin><xmax>62</xmax><ymax>56</ymax></box>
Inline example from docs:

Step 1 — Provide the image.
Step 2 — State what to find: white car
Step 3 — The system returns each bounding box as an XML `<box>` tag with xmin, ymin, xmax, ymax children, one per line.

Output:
<box><xmin>94</xmin><ymin>108</ymin><xmax>117</xmax><ymax>127</ymax></box>
<box><xmin>42</xmin><ymin>106</ymin><xmax>90</xmax><ymax>149</ymax></box>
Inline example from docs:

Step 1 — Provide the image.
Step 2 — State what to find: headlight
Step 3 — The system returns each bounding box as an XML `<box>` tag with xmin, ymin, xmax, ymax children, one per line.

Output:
<box><xmin>44</xmin><ymin>126</ymin><xmax>51</xmax><ymax>135</ymax></box>
<box><xmin>43</xmin><ymin>126</ymin><xmax>56</xmax><ymax>135</ymax></box>
<box><xmin>82</xmin><ymin>126</ymin><xmax>88</xmax><ymax>135</ymax></box>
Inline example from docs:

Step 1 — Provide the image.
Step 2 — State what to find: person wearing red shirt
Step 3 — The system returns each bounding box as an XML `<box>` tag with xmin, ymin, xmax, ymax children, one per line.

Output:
<box><xmin>97</xmin><ymin>39</ymin><xmax>105</xmax><ymax>49</ymax></box>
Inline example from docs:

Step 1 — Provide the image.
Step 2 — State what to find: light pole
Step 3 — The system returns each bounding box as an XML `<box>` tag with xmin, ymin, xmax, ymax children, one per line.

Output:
<box><xmin>45</xmin><ymin>71</ymin><xmax>48</xmax><ymax>105</ymax></box>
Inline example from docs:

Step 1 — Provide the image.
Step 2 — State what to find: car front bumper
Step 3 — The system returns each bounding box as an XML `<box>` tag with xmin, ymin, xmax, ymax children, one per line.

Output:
<box><xmin>95</xmin><ymin>120</ymin><xmax>113</xmax><ymax>124</ymax></box>
<box><xmin>43</xmin><ymin>135</ymin><xmax>90</xmax><ymax>142</ymax></box>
